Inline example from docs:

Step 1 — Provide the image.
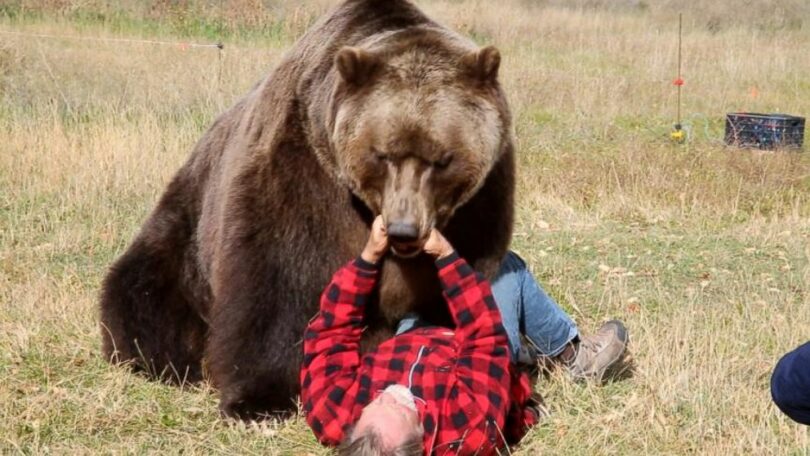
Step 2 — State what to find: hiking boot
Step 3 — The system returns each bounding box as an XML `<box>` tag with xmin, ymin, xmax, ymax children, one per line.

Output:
<box><xmin>568</xmin><ymin>320</ymin><xmax>628</xmax><ymax>381</ymax></box>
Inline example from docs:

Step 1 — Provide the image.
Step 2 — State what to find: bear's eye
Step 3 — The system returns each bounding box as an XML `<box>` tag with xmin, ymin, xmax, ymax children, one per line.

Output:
<box><xmin>435</xmin><ymin>154</ymin><xmax>453</xmax><ymax>169</ymax></box>
<box><xmin>372</xmin><ymin>149</ymin><xmax>389</xmax><ymax>162</ymax></box>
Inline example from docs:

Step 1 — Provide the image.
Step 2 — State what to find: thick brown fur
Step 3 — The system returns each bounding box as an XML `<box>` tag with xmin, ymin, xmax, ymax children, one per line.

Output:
<box><xmin>100</xmin><ymin>0</ymin><xmax>515</xmax><ymax>420</ymax></box>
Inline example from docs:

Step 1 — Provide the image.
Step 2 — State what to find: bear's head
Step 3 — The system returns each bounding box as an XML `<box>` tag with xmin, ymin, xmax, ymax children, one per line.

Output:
<box><xmin>330</xmin><ymin>30</ymin><xmax>510</xmax><ymax>258</ymax></box>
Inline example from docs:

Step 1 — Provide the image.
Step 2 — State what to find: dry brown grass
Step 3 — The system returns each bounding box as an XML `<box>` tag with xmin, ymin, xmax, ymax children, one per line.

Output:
<box><xmin>1</xmin><ymin>0</ymin><xmax>809</xmax><ymax>454</ymax></box>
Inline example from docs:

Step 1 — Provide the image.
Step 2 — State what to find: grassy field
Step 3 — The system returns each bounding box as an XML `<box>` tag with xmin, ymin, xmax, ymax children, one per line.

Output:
<box><xmin>1</xmin><ymin>0</ymin><xmax>809</xmax><ymax>454</ymax></box>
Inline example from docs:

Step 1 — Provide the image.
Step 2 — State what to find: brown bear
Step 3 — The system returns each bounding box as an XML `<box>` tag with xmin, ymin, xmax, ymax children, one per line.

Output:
<box><xmin>100</xmin><ymin>0</ymin><xmax>515</xmax><ymax>420</ymax></box>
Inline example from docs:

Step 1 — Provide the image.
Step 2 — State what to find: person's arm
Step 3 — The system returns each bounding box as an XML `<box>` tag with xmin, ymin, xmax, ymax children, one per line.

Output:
<box><xmin>299</xmin><ymin>216</ymin><xmax>388</xmax><ymax>445</ymax></box>
<box><xmin>299</xmin><ymin>257</ymin><xmax>377</xmax><ymax>444</ymax></box>
<box><xmin>434</xmin><ymin>251</ymin><xmax>514</xmax><ymax>452</ymax></box>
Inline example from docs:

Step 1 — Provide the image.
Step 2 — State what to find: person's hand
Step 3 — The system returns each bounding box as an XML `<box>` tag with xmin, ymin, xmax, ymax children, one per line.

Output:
<box><xmin>361</xmin><ymin>215</ymin><xmax>389</xmax><ymax>264</ymax></box>
<box><xmin>423</xmin><ymin>228</ymin><xmax>454</xmax><ymax>260</ymax></box>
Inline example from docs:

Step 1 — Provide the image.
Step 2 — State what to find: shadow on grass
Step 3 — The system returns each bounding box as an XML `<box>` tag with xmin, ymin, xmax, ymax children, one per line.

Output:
<box><xmin>603</xmin><ymin>350</ymin><xmax>636</xmax><ymax>384</ymax></box>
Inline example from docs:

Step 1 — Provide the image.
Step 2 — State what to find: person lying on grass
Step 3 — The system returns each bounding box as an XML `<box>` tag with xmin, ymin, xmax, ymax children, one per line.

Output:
<box><xmin>300</xmin><ymin>216</ymin><xmax>629</xmax><ymax>455</ymax></box>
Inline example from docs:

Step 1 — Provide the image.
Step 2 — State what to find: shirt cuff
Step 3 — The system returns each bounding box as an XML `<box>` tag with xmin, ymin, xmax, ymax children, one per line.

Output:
<box><xmin>434</xmin><ymin>250</ymin><xmax>460</xmax><ymax>270</ymax></box>
<box><xmin>353</xmin><ymin>256</ymin><xmax>381</xmax><ymax>271</ymax></box>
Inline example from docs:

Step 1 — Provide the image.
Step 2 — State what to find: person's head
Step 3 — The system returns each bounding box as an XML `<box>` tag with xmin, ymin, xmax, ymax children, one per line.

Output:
<box><xmin>337</xmin><ymin>384</ymin><xmax>425</xmax><ymax>456</ymax></box>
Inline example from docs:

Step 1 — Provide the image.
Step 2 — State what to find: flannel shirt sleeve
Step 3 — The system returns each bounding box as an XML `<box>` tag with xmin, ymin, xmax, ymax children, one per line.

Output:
<box><xmin>434</xmin><ymin>252</ymin><xmax>513</xmax><ymax>454</ymax></box>
<box><xmin>299</xmin><ymin>257</ymin><xmax>378</xmax><ymax>445</ymax></box>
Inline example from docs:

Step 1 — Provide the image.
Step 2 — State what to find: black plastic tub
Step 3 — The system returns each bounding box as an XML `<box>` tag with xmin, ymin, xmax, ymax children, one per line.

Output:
<box><xmin>724</xmin><ymin>113</ymin><xmax>805</xmax><ymax>150</ymax></box>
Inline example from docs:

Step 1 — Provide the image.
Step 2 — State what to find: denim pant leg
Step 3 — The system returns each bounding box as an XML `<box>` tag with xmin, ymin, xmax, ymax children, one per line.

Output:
<box><xmin>490</xmin><ymin>252</ymin><xmax>579</xmax><ymax>360</ymax></box>
<box><xmin>397</xmin><ymin>251</ymin><xmax>579</xmax><ymax>362</ymax></box>
<box><xmin>396</xmin><ymin>312</ymin><xmax>423</xmax><ymax>335</ymax></box>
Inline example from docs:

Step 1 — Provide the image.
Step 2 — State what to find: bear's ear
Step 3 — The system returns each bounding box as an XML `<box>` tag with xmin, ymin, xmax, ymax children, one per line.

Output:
<box><xmin>462</xmin><ymin>45</ymin><xmax>501</xmax><ymax>82</ymax></box>
<box><xmin>335</xmin><ymin>47</ymin><xmax>380</xmax><ymax>86</ymax></box>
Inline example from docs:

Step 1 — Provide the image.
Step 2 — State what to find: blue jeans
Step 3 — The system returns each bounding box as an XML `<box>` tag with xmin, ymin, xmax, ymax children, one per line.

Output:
<box><xmin>396</xmin><ymin>251</ymin><xmax>579</xmax><ymax>363</ymax></box>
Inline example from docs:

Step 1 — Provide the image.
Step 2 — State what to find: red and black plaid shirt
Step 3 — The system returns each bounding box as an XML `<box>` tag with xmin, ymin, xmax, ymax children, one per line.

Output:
<box><xmin>300</xmin><ymin>252</ymin><xmax>538</xmax><ymax>455</ymax></box>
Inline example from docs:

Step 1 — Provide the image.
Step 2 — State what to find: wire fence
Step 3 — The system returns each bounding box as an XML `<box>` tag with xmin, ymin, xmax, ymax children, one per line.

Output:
<box><xmin>0</xmin><ymin>28</ymin><xmax>235</xmax><ymax>93</ymax></box>
<box><xmin>0</xmin><ymin>29</ymin><xmax>224</xmax><ymax>50</ymax></box>
<box><xmin>0</xmin><ymin>27</ymin><xmax>759</xmax><ymax>147</ymax></box>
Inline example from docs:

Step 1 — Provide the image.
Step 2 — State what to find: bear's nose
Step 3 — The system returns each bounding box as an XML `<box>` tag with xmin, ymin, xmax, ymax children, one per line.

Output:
<box><xmin>387</xmin><ymin>222</ymin><xmax>419</xmax><ymax>243</ymax></box>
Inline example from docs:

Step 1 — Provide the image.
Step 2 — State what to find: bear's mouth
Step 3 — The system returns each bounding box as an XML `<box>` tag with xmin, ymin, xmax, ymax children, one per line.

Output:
<box><xmin>390</xmin><ymin>241</ymin><xmax>423</xmax><ymax>259</ymax></box>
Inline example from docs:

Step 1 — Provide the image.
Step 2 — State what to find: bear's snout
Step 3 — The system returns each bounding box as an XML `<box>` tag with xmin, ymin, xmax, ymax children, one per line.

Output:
<box><xmin>379</xmin><ymin>159</ymin><xmax>435</xmax><ymax>258</ymax></box>
<box><xmin>387</xmin><ymin>221</ymin><xmax>419</xmax><ymax>242</ymax></box>
<box><xmin>386</xmin><ymin>219</ymin><xmax>426</xmax><ymax>258</ymax></box>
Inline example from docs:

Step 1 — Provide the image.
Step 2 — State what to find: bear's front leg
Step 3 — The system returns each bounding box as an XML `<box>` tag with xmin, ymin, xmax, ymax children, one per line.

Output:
<box><xmin>206</xmin><ymin>251</ymin><xmax>320</xmax><ymax>419</ymax></box>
